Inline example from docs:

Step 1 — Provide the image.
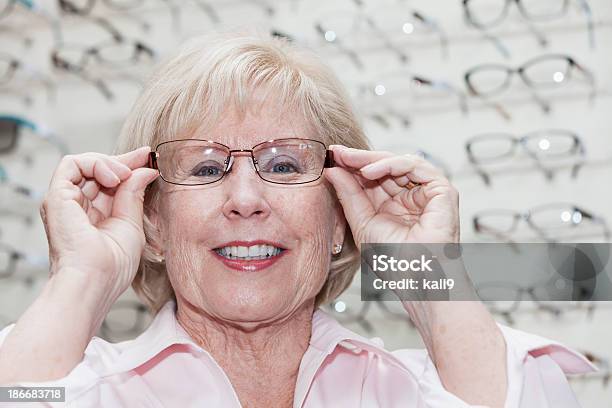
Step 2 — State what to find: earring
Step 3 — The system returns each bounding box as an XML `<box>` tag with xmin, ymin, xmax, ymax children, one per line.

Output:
<box><xmin>332</xmin><ymin>244</ymin><xmax>343</xmax><ymax>255</ymax></box>
<box><xmin>152</xmin><ymin>251</ymin><xmax>165</xmax><ymax>263</ymax></box>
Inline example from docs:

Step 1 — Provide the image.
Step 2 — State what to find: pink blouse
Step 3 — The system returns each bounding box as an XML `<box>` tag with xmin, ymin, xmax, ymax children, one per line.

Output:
<box><xmin>0</xmin><ymin>301</ymin><xmax>596</xmax><ymax>407</ymax></box>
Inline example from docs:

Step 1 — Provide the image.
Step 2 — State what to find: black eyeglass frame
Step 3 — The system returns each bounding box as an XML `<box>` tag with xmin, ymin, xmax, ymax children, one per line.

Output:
<box><xmin>148</xmin><ymin>137</ymin><xmax>336</xmax><ymax>186</ymax></box>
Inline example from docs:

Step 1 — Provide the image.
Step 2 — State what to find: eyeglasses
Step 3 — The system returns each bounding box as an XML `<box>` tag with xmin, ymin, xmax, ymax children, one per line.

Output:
<box><xmin>0</xmin><ymin>1</ymin><xmax>62</xmax><ymax>43</ymax></box>
<box><xmin>58</xmin><ymin>0</ymin><xmax>154</xmax><ymax>33</ymax></box>
<box><xmin>0</xmin><ymin>53</ymin><xmax>56</xmax><ymax>102</ymax></box>
<box><xmin>464</xmin><ymin>54</ymin><xmax>596</xmax><ymax>119</ymax></box>
<box><xmin>315</xmin><ymin>7</ymin><xmax>446</xmax><ymax>70</ymax></box>
<box><xmin>0</xmin><ymin>169</ymin><xmax>43</xmax><ymax>200</ymax></box>
<box><xmin>364</xmin><ymin>6</ymin><xmax>449</xmax><ymax>60</ymax></box>
<box><xmin>0</xmin><ymin>115</ymin><xmax>68</xmax><ymax>155</ymax></box>
<box><xmin>0</xmin><ymin>241</ymin><xmax>47</xmax><ymax>281</ymax></box>
<box><xmin>477</xmin><ymin>282</ymin><xmax>565</xmax><ymax>324</ymax></box>
<box><xmin>316</xmin><ymin>9</ymin><xmax>412</xmax><ymax>67</ymax></box>
<box><xmin>148</xmin><ymin>138</ymin><xmax>335</xmax><ymax>186</ymax></box>
<box><xmin>473</xmin><ymin>203</ymin><xmax>611</xmax><ymax>243</ymax></box>
<box><xmin>412</xmin><ymin>148</ymin><xmax>453</xmax><ymax>180</ymax></box>
<box><xmin>477</xmin><ymin>281</ymin><xmax>599</xmax><ymax>325</ymax></box>
<box><xmin>466</xmin><ymin>129</ymin><xmax>586</xmax><ymax>185</ymax></box>
<box><xmin>462</xmin><ymin>0</ymin><xmax>595</xmax><ymax>57</ymax></box>
<box><xmin>100</xmin><ymin>300</ymin><xmax>150</xmax><ymax>341</ymax></box>
<box><xmin>51</xmin><ymin>39</ymin><xmax>156</xmax><ymax>100</ymax></box>
<box><xmin>359</xmin><ymin>72</ymin><xmax>468</xmax><ymax>123</ymax></box>
<box><xmin>52</xmin><ymin>40</ymin><xmax>155</xmax><ymax>70</ymax></box>
<box><xmin>325</xmin><ymin>288</ymin><xmax>415</xmax><ymax>334</ymax></box>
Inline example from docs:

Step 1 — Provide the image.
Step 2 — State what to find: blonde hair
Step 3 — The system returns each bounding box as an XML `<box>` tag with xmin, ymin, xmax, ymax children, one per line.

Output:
<box><xmin>115</xmin><ymin>30</ymin><xmax>371</xmax><ymax>315</ymax></box>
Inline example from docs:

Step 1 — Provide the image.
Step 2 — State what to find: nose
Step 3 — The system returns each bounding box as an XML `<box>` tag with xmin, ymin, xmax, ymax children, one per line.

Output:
<box><xmin>221</xmin><ymin>154</ymin><xmax>271</xmax><ymax>220</ymax></box>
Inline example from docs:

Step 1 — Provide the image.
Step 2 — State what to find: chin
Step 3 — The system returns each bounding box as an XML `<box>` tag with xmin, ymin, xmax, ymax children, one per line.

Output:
<box><xmin>208</xmin><ymin>288</ymin><xmax>301</xmax><ymax>326</ymax></box>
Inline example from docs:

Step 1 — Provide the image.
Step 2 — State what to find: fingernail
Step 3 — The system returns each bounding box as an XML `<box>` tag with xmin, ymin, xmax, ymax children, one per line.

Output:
<box><xmin>360</xmin><ymin>163</ymin><xmax>377</xmax><ymax>172</ymax></box>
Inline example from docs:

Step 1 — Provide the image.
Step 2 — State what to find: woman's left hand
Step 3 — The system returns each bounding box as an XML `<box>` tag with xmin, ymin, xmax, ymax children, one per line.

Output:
<box><xmin>324</xmin><ymin>146</ymin><xmax>460</xmax><ymax>246</ymax></box>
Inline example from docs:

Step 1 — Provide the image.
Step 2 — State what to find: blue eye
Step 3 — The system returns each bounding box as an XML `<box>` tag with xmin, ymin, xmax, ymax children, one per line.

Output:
<box><xmin>272</xmin><ymin>162</ymin><xmax>298</xmax><ymax>173</ymax></box>
<box><xmin>193</xmin><ymin>164</ymin><xmax>223</xmax><ymax>177</ymax></box>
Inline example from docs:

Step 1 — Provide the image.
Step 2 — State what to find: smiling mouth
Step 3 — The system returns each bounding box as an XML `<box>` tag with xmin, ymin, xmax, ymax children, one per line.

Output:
<box><xmin>213</xmin><ymin>244</ymin><xmax>286</xmax><ymax>261</ymax></box>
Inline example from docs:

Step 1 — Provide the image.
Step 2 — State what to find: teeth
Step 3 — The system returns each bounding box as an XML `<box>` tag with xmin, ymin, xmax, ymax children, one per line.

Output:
<box><xmin>216</xmin><ymin>244</ymin><xmax>283</xmax><ymax>260</ymax></box>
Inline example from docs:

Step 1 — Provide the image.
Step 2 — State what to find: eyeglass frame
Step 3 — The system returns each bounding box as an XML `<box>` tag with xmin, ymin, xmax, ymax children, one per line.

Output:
<box><xmin>462</xmin><ymin>0</ymin><xmax>595</xmax><ymax>57</ymax></box>
<box><xmin>148</xmin><ymin>137</ymin><xmax>336</xmax><ymax>186</ymax></box>
<box><xmin>0</xmin><ymin>114</ymin><xmax>68</xmax><ymax>155</ymax></box>
<box><xmin>58</xmin><ymin>0</ymin><xmax>155</xmax><ymax>44</ymax></box>
<box><xmin>0</xmin><ymin>53</ymin><xmax>56</xmax><ymax>102</ymax></box>
<box><xmin>356</xmin><ymin>73</ymin><xmax>468</xmax><ymax>129</ymax></box>
<box><xmin>52</xmin><ymin>39</ymin><xmax>156</xmax><ymax>70</ymax></box>
<box><xmin>315</xmin><ymin>7</ymin><xmax>447</xmax><ymax>70</ymax></box>
<box><xmin>327</xmin><ymin>290</ymin><xmax>416</xmax><ymax>334</ymax></box>
<box><xmin>476</xmin><ymin>281</ymin><xmax>564</xmax><ymax>323</ymax></box>
<box><xmin>464</xmin><ymin>54</ymin><xmax>596</xmax><ymax>119</ymax></box>
<box><xmin>476</xmin><ymin>281</ymin><xmax>600</xmax><ymax>326</ymax></box>
<box><xmin>472</xmin><ymin>203</ymin><xmax>611</xmax><ymax>243</ymax></box>
<box><xmin>51</xmin><ymin>39</ymin><xmax>155</xmax><ymax>101</ymax></box>
<box><xmin>0</xmin><ymin>241</ymin><xmax>48</xmax><ymax>283</ymax></box>
<box><xmin>465</xmin><ymin>129</ymin><xmax>586</xmax><ymax>185</ymax></box>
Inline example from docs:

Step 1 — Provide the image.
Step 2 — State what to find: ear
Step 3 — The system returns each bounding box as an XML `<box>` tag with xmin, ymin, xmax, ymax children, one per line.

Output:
<box><xmin>331</xmin><ymin>199</ymin><xmax>347</xmax><ymax>252</ymax></box>
<box><xmin>143</xmin><ymin>194</ymin><xmax>165</xmax><ymax>259</ymax></box>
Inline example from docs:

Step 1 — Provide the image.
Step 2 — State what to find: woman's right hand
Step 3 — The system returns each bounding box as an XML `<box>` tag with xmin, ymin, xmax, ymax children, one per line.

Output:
<box><xmin>40</xmin><ymin>147</ymin><xmax>159</xmax><ymax>301</ymax></box>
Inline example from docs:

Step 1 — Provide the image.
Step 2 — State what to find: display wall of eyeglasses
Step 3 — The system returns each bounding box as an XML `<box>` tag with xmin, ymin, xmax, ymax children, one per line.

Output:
<box><xmin>1</xmin><ymin>0</ymin><xmax>611</xmax><ymax>404</ymax></box>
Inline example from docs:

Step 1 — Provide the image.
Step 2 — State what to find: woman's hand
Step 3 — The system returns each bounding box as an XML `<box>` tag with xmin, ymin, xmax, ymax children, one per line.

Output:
<box><xmin>325</xmin><ymin>146</ymin><xmax>507</xmax><ymax>407</ymax></box>
<box><xmin>41</xmin><ymin>147</ymin><xmax>159</xmax><ymax>299</ymax></box>
<box><xmin>0</xmin><ymin>147</ymin><xmax>159</xmax><ymax>384</ymax></box>
<box><xmin>324</xmin><ymin>146</ymin><xmax>459</xmax><ymax>246</ymax></box>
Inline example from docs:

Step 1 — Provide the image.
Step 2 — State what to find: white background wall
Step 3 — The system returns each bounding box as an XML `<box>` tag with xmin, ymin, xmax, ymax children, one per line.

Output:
<box><xmin>0</xmin><ymin>0</ymin><xmax>611</xmax><ymax>405</ymax></box>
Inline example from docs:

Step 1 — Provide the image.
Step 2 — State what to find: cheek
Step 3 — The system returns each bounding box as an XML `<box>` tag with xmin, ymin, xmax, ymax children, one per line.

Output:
<box><xmin>160</xmin><ymin>191</ymin><xmax>219</xmax><ymax>239</ymax></box>
<box><xmin>157</xmin><ymin>187</ymin><xmax>337</xmax><ymax>311</ymax></box>
<box><xmin>286</xmin><ymin>188</ymin><xmax>337</xmax><ymax>289</ymax></box>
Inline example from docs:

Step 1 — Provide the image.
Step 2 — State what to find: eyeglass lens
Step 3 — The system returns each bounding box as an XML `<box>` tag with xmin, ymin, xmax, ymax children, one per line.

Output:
<box><xmin>156</xmin><ymin>139</ymin><xmax>327</xmax><ymax>185</ymax></box>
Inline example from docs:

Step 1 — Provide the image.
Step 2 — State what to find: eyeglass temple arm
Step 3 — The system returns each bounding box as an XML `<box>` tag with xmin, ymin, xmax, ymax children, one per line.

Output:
<box><xmin>413</xmin><ymin>10</ymin><xmax>449</xmax><ymax>59</ymax></box>
<box><xmin>148</xmin><ymin>151</ymin><xmax>158</xmax><ymax>170</ymax></box>
<box><xmin>462</xmin><ymin>4</ymin><xmax>511</xmax><ymax>59</ymax></box>
<box><xmin>324</xmin><ymin>149</ymin><xmax>335</xmax><ymax>168</ymax></box>
<box><xmin>577</xmin><ymin>0</ymin><xmax>595</xmax><ymax>49</ymax></box>
<box><xmin>571</xmin><ymin>59</ymin><xmax>597</xmax><ymax>103</ymax></box>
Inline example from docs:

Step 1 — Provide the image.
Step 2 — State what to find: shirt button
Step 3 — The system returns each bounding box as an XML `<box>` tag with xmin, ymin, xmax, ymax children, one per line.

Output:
<box><xmin>370</xmin><ymin>337</ymin><xmax>384</xmax><ymax>348</ymax></box>
<box><xmin>339</xmin><ymin>340</ymin><xmax>363</xmax><ymax>354</ymax></box>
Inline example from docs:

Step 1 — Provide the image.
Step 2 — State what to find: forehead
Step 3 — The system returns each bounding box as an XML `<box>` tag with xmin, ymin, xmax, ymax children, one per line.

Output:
<box><xmin>187</xmin><ymin>104</ymin><xmax>317</xmax><ymax>149</ymax></box>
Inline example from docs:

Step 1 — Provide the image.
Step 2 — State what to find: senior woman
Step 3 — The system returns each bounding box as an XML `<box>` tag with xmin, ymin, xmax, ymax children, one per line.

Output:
<box><xmin>0</xmin><ymin>33</ymin><xmax>595</xmax><ymax>407</ymax></box>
